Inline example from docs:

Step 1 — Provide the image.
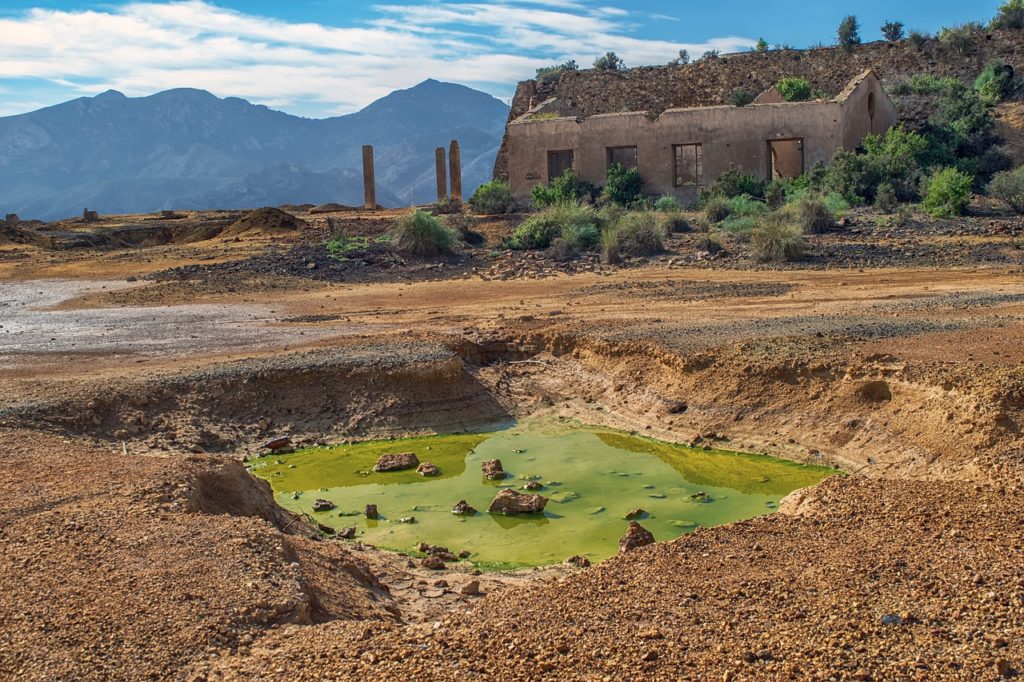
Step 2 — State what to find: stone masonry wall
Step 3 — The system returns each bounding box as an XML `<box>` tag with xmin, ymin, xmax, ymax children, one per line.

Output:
<box><xmin>493</xmin><ymin>30</ymin><xmax>1024</xmax><ymax>181</ymax></box>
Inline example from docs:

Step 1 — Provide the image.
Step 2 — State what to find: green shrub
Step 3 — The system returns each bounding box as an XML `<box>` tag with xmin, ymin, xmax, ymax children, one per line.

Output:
<box><xmin>777</xmin><ymin>77</ymin><xmax>813</xmax><ymax>102</ymax></box>
<box><xmin>703</xmin><ymin>196</ymin><xmax>732</xmax><ymax>223</ymax></box>
<box><xmin>594</xmin><ymin>52</ymin><xmax>626</xmax><ymax>71</ymax></box>
<box><xmin>794</xmin><ymin>197</ymin><xmax>836</xmax><ymax>234</ymax></box>
<box><xmin>888</xmin><ymin>74</ymin><xmax>960</xmax><ymax>96</ymax></box>
<box><xmin>907</xmin><ymin>31</ymin><xmax>931</xmax><ymax>50</ymax></box>
<box><xmin>535</xmin><ymin>59</ymin><xmax>578</xmax><ymax>84</ymax></box>
<box><xmin>658</xmin><ymin>211</ymin><xmax>691</xmax><ymax>234</ymax></box>
<box><xmin>560</xmin><ymin>222</ymin><xmax>600</xmax><ymax>249</ymax></box>
<box><xmin>974</xmin><ymin>61</ymin><xmax>1014</xmax><ymax>105</ymax></box>
<box><xmin>603</xmin><ymin>163</ymin><xmax>644</xmax><ymax>205</ymax></box>
<box><xmin>469</xmin><ymin>180</ymin><xmax>515</xmax><ymax>215</ymax></box>
<box><xmin>654</xmin><ymin>195</ymin><xmax>682</xmax><ymax>212</ymax></box>
<box><xmin>765</xmin><ymin>181</ymin><xmax>786</xmax><ymax>209</ymax></box>
<box><xmin>391</xmin><ymin>210</ymin><xmax>457</xmax><ymax>256</ymax></box>
<box><xmin>727</xmin><ymin>89</ymin><xmax>755</xmax><ymax>106</ymax></box>
<box><xmin>433</xmin><ymin>196</ymin><xmax>459</xmax><ymax>214</ymax></box>
<box><xmin>874</xmin><ymin>183</ymin><xmax>899</xmax><ymax>212</ymax></box>
<box><xmin>838</xmin><ymin>15</ymin><xmax>861</xmax><ymax>50</ymax></box>
<box><xmin>882</xmin><ymin>21</ymin><xmax>905</xmax><ymax>42</ymax></box>
<box><xmin>708</xmin><ymin>169</ymin><xmax>766</xmax><ymax>199</ymax></box>
<box><xmin>923</xmin><ymin>168</ymin><xmax>973</xmax><ymax>217</ymax></box>
<box><xmin>695</xmin><ymin>232</ymin><xmax>724</xmax><ymax>255</ymax></box>
<box><xmin>754</xmin><ymin>38</ymin><xmax>769</xmax><ymax>53</ymax></box>
<box><xmin>600</xmin><ymin>228</ymin><xmax>620</xmax><ymax>264</ymax></box>
<box><xmin>991</xmin><ymin>0</ymin><xmax>1024</xmax><ymax>29</ymax></box>
<box><xmin>611</xmin><ymin>212</ymin><xmax>664</xmax><ymax>256</ymax></box>
<box><xmin>939</xmin><ymin>24</ymin><xmax>982</xmax><ymax>56</ymax></box>
<box><xmin>532</xmin><ymin>169</ymin><xmax>596</xmax><ymax>207</ymax></box>
<box><xmin>751</xmin><ymin>213</ymin><xmax>805</xmax><ymax>262</ymax></box>
<box><xmin>506</xmin><ymin>200</ymin><xmax>598</xmax><ymax>249</ymax></box>
<box><xmin>987</xmin><ymin>166</ymin><xmax>1024</xmax><ymax>212</ymax></box>
<box><xmin>721</xmin><ymin>215</ymin><xmax>757</xmax><ymax>242</ymax></box>
<box><xmin>727</xmin><ymin>194</ymin><xmax>768</xmax><ymax>219</ymax></box>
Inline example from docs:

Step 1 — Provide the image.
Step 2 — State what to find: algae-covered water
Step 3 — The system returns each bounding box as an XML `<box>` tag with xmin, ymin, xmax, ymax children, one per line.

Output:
<box><xmin>249</xmin><ymin>422</ymin><xmax>834</xmax><ymax>568</ymax></box>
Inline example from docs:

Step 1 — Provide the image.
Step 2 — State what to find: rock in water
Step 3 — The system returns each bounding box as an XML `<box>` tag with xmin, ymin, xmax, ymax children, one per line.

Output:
<box><xmin>482</xmin><ymin>459</ymin><xmax>506</xmax><ymax>480</ymax></box>
<box><xmin>365</xmin><ymin>504</ymin><xmax>379</xmax><ymax>520</ymax></box>
<box><xmin>452</xmin><ymin>500</ymin><xmax>477</xmax><ymax>515</ymax></box>
<box><xmin>488</xmin><ymin>489</ymin><xmax>548</xmax><ymax>515</ymax></box>
<box><xmin>312</xmin><ymin>499</ymin><xmax>335</xmax><ymax>512</ymax></box>
<box><xmin>416</xmin><ymin>462</ymin><xmax>440</xmax><ymax>477</ymax></box>
<box><xmin>373</xmin><ymin>452</ymin><xmax>420</xmax><ymax>472</ymax></box>
<box><xmin>624</xmin><ymin>508</ymin><xmax>647</xmax><ymax>520</ymax></box>
<box><xmin>338</xmin><ymin>527</ymin><xmax>356</xmax><ymax>539</ymax></box>
<box><xmin>619</xmin><ymin>521</ymin><xmax>655</xmax><ymax>553</ymax></box>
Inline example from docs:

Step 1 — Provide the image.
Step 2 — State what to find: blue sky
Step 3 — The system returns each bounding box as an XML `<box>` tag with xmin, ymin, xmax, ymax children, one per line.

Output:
<box><xmin>0</xmin><ymin>0</ymin><xmax>1006</xmax><ymax>118</ymax></box>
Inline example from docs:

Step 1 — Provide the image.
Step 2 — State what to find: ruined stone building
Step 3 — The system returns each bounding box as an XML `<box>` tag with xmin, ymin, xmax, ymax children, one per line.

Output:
<box><xmin>503</xmin><ymin>70</ymin><xmax>897</xmax><ymax>202</ymax></box>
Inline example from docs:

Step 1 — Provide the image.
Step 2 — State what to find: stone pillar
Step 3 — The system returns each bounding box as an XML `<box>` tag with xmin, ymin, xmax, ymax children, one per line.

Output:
<box><xmin>435</xmin><ymin>147</ymin><xmax>448</xmax><ymax>203</ymax></box>
<box><xmin>448</xmin><ymin>140</ymin><xmax>462</xmax><ymax>205</ymax></box>
<box><xmin>362</xmin><ymin>145</ymin><xmax>376</xmax><ymax>210</ymax></box>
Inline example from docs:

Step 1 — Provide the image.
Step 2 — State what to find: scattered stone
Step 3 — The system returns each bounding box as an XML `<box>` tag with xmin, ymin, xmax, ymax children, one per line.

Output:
<box><xmin>337</xmin><ymin>527</ymin><xmax>356</xmax><ymax>539</ymax></box>
<box><xmin>996</xmin><ymin>659</ymin><xmax>1013</xmax><ymax>678</ymax></box>
<box><xmin>433</xmin><ymin>579</ymin><xmax>449</xmax><ymax>588</ymax></box>
<box><xmin>624</xmin><ymin>508</ymin><xmax>647</xmax><ymax>520</ymax></box>
<box><xmin>316</xmin><ymin>523</ymin><xmax>334</xmax><ymax>534</ymax></box>
<box><xmin>522</xmin><ymin>480</ymin><xmax>543</xmax><ymax>491</ymax></box>
<box><xmin>452</xmin><ymin>500</ymin><xmax>477</xmax><ymax>515</ymax></box>
<box><xmin>395</xmin><ymin>516</ymin><xmax>416</xmax><ymax>524</ymax></box>
<box><xmin>461</xmin><ymin>580</ymin><xmax>481</xmax><ymax>596</ymax></box>
<box><xmin>421</xmin><ymin>556</ymin><xmax>445</xmax><ymax>570</ymax></box>
<box><xmin>374</xmin><ymin>452</ymin><xmax>420</xmax><ymax>472</ymax></box>
<box><xmin>482</xmin><ymin>459</ymin><xmax>506</xmax><ymax>480</ymax></box>
<box><xmin>564</xmin><ymin>555</ymin><xmax>591</xmax><ymax>568</ymax></box>
<box><xmin>619</xmin><ymin>521</ymin><xmax>655</xmax><ymax>553</ymax></box>
<box><xmin>880</xmin><ymin>613</ymin><xmax>904</xmax><ymax>626</ymax></box>
<box><xmin>458</xmin><ymin>550</ymin><xmax>471</xmax><ymax>559</ymax></box>
<box><xmin>364</xmin><ymin>504</ymin><xmax>379</xmax><ymax>520</ymax></box>
<box><xmin>312</xmin><ymin>499</ymin><xmax>335</xmax><ymax>512</ymax></box>
<box><xmin>417</xmin><ymin>543</ymin><xmax>451</xmax><ymax>556</ymax></box>
<box><xmin>416</xmin><ymin>462</ymin><xmax>440</xmax><ymax>477</ymax></box>
<box><xmin>488</xmin><ymin>489</ymin><xmax>548</xmax><ymax>515</ymax></box>
<box><xmin>261</xmin><ymin>436</ymin><xmax>292</xmax><ymax>451</ymax></box>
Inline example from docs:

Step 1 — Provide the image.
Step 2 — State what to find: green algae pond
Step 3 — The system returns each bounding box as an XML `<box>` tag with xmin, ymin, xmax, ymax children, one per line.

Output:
<box><xmin>249</xmin><ymin>421</ymin><xmax>835</xmax><ymax>568</ymax></box>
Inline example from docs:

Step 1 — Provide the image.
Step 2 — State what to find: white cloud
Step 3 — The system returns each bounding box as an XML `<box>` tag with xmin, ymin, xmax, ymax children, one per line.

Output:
<box><xmin>0</xmin><ymin>1</ymin><xmax>755</xmax><ymax>117</ymax></box>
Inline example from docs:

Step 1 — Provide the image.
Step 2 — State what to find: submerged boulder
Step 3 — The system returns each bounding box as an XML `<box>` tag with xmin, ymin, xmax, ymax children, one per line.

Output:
<box><xmin>312</xmin><ymin>499</ymin><xmax>335</xmax><ymax>512</ymax></box>
<box><xmin>374</xmin><ymin>452</ymin><xmax>420</xmax><ymax>472</ymax></box>
<box><xmin>365</xmin><ymin>504</ymin><xmax>379</xmax><ymax>520</ymax></box>
<box><xmin>452</xmin><ymin>500</ymin><xmax>477</xmax><ymax>516</ymax></box>
<box><xmin>338</xmin><ymin>527</ymin><xmax>356</xmax><ymax>539</ymax></box>
<box><xmin>416</xmin><ymin>462</ymin><xmax>440</xmax><ymax>477</ymax></box>
<box><xmin>619</xmin><ymin>521</ymin><xmax>655</xmax><ymax>553</ymax></box>
<box><xmin>624</xmin><ymin>508</ymin><xmax>647</xmax><ymax>520</ymax></box>
<box><xmin>482</xmin><ymin>459</ymin><xmax>506</xmax><ymax>480</ymax></box>
<box><xmin>488</xmin><ymin>489</ymin><xmax>548</xmax><ymax>515</ymax></box>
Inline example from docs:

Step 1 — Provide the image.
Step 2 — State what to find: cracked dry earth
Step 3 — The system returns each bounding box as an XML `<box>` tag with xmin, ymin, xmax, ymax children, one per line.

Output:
<box><xmin>2</xmin><ymin>240</ymin><xmax>1024</xmax><ymax>680</ymax></box>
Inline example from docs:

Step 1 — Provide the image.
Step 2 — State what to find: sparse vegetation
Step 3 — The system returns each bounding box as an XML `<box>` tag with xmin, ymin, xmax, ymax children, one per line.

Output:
<box><xmin>391</xmin><ymin>209</ymin><xmax>457</xmax><ymax>256</ymax></box>
<box><xmin>672</xmin><ymin>49</ymin><xmax>690</xmax><ymax>65</ymax></box>
<box><xmin>532</xmin><ymin>169</ymin><xmax>596</xmax><ymax>207</ymax></box>
<box><xmin>505</xmin><ymin>200</ymin><xmax>599</xmax><ymax>250</ymax></box>
<box><xmin>838</xmin><ymin>15</ymin><xmax>861</xmax><ymax>50</ymax></box>
<box><xmin>603</xmin><ymin>163</ymin><xmax>644</xmax><ymax>206</ymax></box>
<box><xmin>658</xmin><ymin>211</ymin><xmax>691</xmax><ymax>233</ymax></box>
<box><xmin>991</xmin><ymin>0</ymin><xmax>1024</xmax><ymax>30</ymax></box>
<box><xmin>793</xmin><ymin>196</ymin><xmax>837</xmax><ymax>234</ymax></box>
<box><xmin>888</xmin><ymin>74</ymin><xmax>960</xmax><ymax>96</ymax></box>
<box><xmin>535</xmin><ymin>60</ymin><xmax>578</xmax><ymax>84</ymax></box>
<box><xmin>755</xmin><ymin>38</ymin><xmax>769</xmax><ymax>53</ymax></box>
<box><xmin>607</xmin><ymin>212</ymin><xmax>664</xmax><ymax>257</ymax></box>
<box><xmin>907</xmin><ymin>30</ymin><xmax>931</xmax><ymax>50</ymax></box>
<box><xmin>751</xmin><ymin>212</ymin><xmax>804</xmax><ymax>262</ymax></box>
<box><xmin>444</xmin><ymin>212</ymin><xmax>485</xmax><ymax>246</ymax></box>
<box><xmin>708</xmin><ymin>170</ymin><xmax>766</xmax><ymax>199</ymax></box>
<box><xmin>923</xmin><ymin>167</ymin><xmax>973</xmax><ymax>217</ymax></box>
<box><xmin>882</xmin><ymin>21</ymin><xmax>905</xmax><ymax>42</ymax></box>
<box><xmin>974</xmin><ymin>61</ymin><xmax>1015</xmax><ymax>104</ymax></box>
<box><xmin>594</xmin><ymin>52</ymin><xmax>626</xmax><ymax>71</ymax></box>
<box><xmin>938</xmin><ymin>23</ymin><xmax>982</xmax><ymax>56</ymax></box>
<box><xmin>988</xmin><ymin>166</ymin><xmax>1024</xmax><ymax>212</ymax></box>
<box><xmin>654</xmin><ymin>195</ymin><xmax>682</xmax><ymax>212</ymax></box>
<box><xmin>777</xmin><ymin>77</ymin><xmax>813</xmax><ymax>102</ymax></box>
<box><xmin>468</xmin><ymin>180</ymin><xmax>516</xmax><ymax>215</ymax></box>
<box><xmin>704</xmin><ymin>196</ymin><xmax>732</xmax><ymax>223</ymax></box>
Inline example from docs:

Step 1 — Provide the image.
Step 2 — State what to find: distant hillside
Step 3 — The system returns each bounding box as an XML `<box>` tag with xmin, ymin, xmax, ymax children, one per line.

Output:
<box><xmin>0</xmin><ymin>79</ymin><xmax>509</xmax><ymax>220</ymax></box>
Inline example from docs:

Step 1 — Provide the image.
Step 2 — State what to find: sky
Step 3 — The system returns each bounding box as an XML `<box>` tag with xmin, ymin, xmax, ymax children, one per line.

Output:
<box><xmin>0</xmin><ymin>0</ymin><xmax>1007</xmax><ymax>118</ymax></box>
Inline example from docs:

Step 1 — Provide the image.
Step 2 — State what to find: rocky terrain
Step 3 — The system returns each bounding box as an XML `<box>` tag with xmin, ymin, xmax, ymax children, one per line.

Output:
<box><xmin>1</xmin><ymin>205</ymin><xmax>1023</xmax><ymax>680</ymax></box>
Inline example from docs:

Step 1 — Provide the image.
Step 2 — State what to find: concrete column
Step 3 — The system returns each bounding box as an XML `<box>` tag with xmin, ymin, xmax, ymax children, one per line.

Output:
<box><xmin>448</xmin><ymin>140</ymin><xmax>462</xmax><ymax>205</ymax></box>
<box><xmin>435</xmin><ymin>147</ymin><xmax>447</xmax><ymax>203</ymax></box>
<box><xmin>362</xmin><ymin>145</ymin><xmax>376</xmax><ymax>210</ymax></box>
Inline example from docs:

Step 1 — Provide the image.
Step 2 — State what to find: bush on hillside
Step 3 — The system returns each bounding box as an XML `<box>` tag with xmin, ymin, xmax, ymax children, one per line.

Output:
<box><xmin>535</xmin><ymin>60</ymin><xmax>578</xmax><ymax>84</ymax></box>
<box><xmin>532</xmin><ymin>169</ymin><xmax>597</xmax><ymax>207</ymax></box>
<box><xmin>751</xmin><ymin>213</ymin><xmax>805</xmax><ymax>262</ymax></box>
<box><xmin>594</xmin><ymin>52</ymin><xmax>626</xmax><ymax>71</ymax></box>
<box><xmin>923</xmin><ymin>168</ymin><xmax>973</xmax><ymax>218</ymax></box>
<box><xmin>726</xmin><ymin>88</ymin><xmax>755</xmax><ymax>106</ymax></box>
<box><xmin>882</xmin><ymin>21</ymin><xmax>905</xmax><ymax>42</ymax></box>
<box><xmin>974</xmin><ymin>61</ymin><xmax>1015</xmax><ymax>105</ymax></box>
<box><xmin>505</xmin><ymin>200</ymin><xmax>599</xmax><ymax>250</ymax></box>
<box><xmin>987</xmin><ymin>166</ymin><xmax>1024</xmax><ymax>212</ymax></box>
<box><xmin>991</xmin><ymin>0</ymin><xmax>1024</xmax><ymax>29</ymax></box>
<box><xmin>391</xmin><ymin>210</ymin><xmax>456</xmax><ymax>256</ymax></box>
<box><xmin>838</xmin><ymin>15</ymin><xmax>861</xmax><ymax>50</ymax></box>
<box><xmin>603</xmin><ymin>163</ymin><xmax>644</xmax><ymax>206</ymax></box>
<box><xmin>468</xmin><ymin>180</ymin><xmax>516</xmax><ymax>215</ymax></box>
<box><xmin>777</xmin><ymin>77</ymin><xmax>813</xmax><ymax>102</ymax></box>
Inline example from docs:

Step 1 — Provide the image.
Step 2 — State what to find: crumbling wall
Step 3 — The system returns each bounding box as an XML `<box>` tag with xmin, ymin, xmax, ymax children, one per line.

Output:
<box><xmin>494</xmin><ymin>31</ymin><xmax>1024</xmax><ymax>180</ymax></box>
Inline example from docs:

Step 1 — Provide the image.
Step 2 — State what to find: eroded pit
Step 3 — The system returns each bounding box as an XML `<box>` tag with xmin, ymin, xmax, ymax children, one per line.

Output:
<box><xmin>250</xmin><ymin>419</ymin><xmax>835</xmax><ymax>568</ymax></box>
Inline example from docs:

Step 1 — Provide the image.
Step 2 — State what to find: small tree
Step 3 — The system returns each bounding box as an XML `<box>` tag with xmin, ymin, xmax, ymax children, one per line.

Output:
<box><xmin>701</xmin><ymin>49</ymin><xmax>720</xmax><ymax>60</ymax></box>
<box><xmin>535</xmin><ymin>59</ymin><xmax>578</xmax><ymax>84</ymax></box>
<box><xmin>603</xmin><ymin>163</ymin><xmax>644</xmax><ymax>205</ymax></box>
<box><xmin>991</xmin><ymin>0</ymin><xmax>1024</xmax><ymax>30</ymax></box>
<box><xmin>923</xmin><ymin>168</ymin><xmax>973</xmax><ymax>218</ymax></box>
<box><xmin>673</xmin><ymin>49</ymin><xmax>690</xmax><ymax>65</ymax></box>
<box><xmin>755</xmin><ymin>38</ymin><xmax>769</xmax><ymax>53</ymax></box>
<box><xmin>882</xmin><ymin>21</ymin><xmax>905</xmax><ymax>42</ymax></box>
<box><xmin>777</xmin><ymin>77</ymin><xmax>813</xmax><ymax>102</ymax></box>
<box><xmin>593</xmin><ymin>52</ymin><xmax>626</xmax><ymax>71</ymax></box>
<box><xmin>838</xmin><ymin>15</ymin><xmax>861</xmax><ymax>50</ymax></box>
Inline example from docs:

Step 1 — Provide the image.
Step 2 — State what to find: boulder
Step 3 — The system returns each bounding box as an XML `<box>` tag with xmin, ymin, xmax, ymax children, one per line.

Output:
<box><xmin>417</xmin><ymin>543</ymin><xmax>451</xmax><ymax>556</ymax></box>
<box><xmin>619</xmin><ymin>521</ymin><xmax>655</xmax><ymax>553</ymax></box>
<box><xmin>452</xmin><ymin>500</ymin><xmax>477</xmax><ymax>515</ymax></box>
<box><xmin>624</xmin><ymin>508</ymin><xmax>647</xmax><ymax>520</ymax></box>
<box><xmin>482</xmin><ymin>459</ymin><xmax>506</xmax><ymax>480</ymax></box>
<box><xmin>364</xmin><ymin>504</ymin><xmax>379</xmax><ymax>520</ymax></box>
<box><xmin>461</xmin><ymin>580</ymin><xmax>481</xmax><ymax>596</ymax></box>
<box><xmin>416</xmin><ymin>462</ymin><xmax>440</xmax><ymax>477</ymax></box>
<box><xmin>564</xmin><ymin>555</ymin><xmax>591</xmax><ymax>568</ymax></box>
<box><xmin>312</xmin><ymin>499</ymin><xmax>335</xmax><ymax>512</ymax></box>
<box><xmin>488</xmin><ymin>489</ymin><xmax>548</xmax><ymax>515</ymax></box>
<box><xmin>261</xmin><ymin>436</ymin><xmax>292</xmax><ymax>452</ymax></box>
<box><xmin>374</xmin><ymin>452</ymin><xmax>420</xmax><ymax>472</ymax></box>
<box><xmin>521</xmin><ymin>481</ymin><xmax>543</xmax><ymax>491</ymax></box>
<box><xmin>338</xmin><ymin>527</ymin><xmax>356</xmax><ymax>539</ymax></box>
<box><xmin>421</xmin><ymin>555</ymin><xmax>445</xmax><ymax>570</ymax></box>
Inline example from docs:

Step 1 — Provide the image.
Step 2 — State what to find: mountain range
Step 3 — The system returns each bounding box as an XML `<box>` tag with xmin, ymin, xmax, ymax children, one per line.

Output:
<box><xmin>0</xmin><ymin>80</ymin><xmax>510</xmax><ymax>221</ymax></box>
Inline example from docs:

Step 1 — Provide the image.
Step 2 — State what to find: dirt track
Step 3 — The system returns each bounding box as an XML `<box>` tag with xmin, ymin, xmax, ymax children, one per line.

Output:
<box><xmin>1</xmin><ymin>212</ymin><xmax>1023</xmax><ymax>680</ymax></box>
